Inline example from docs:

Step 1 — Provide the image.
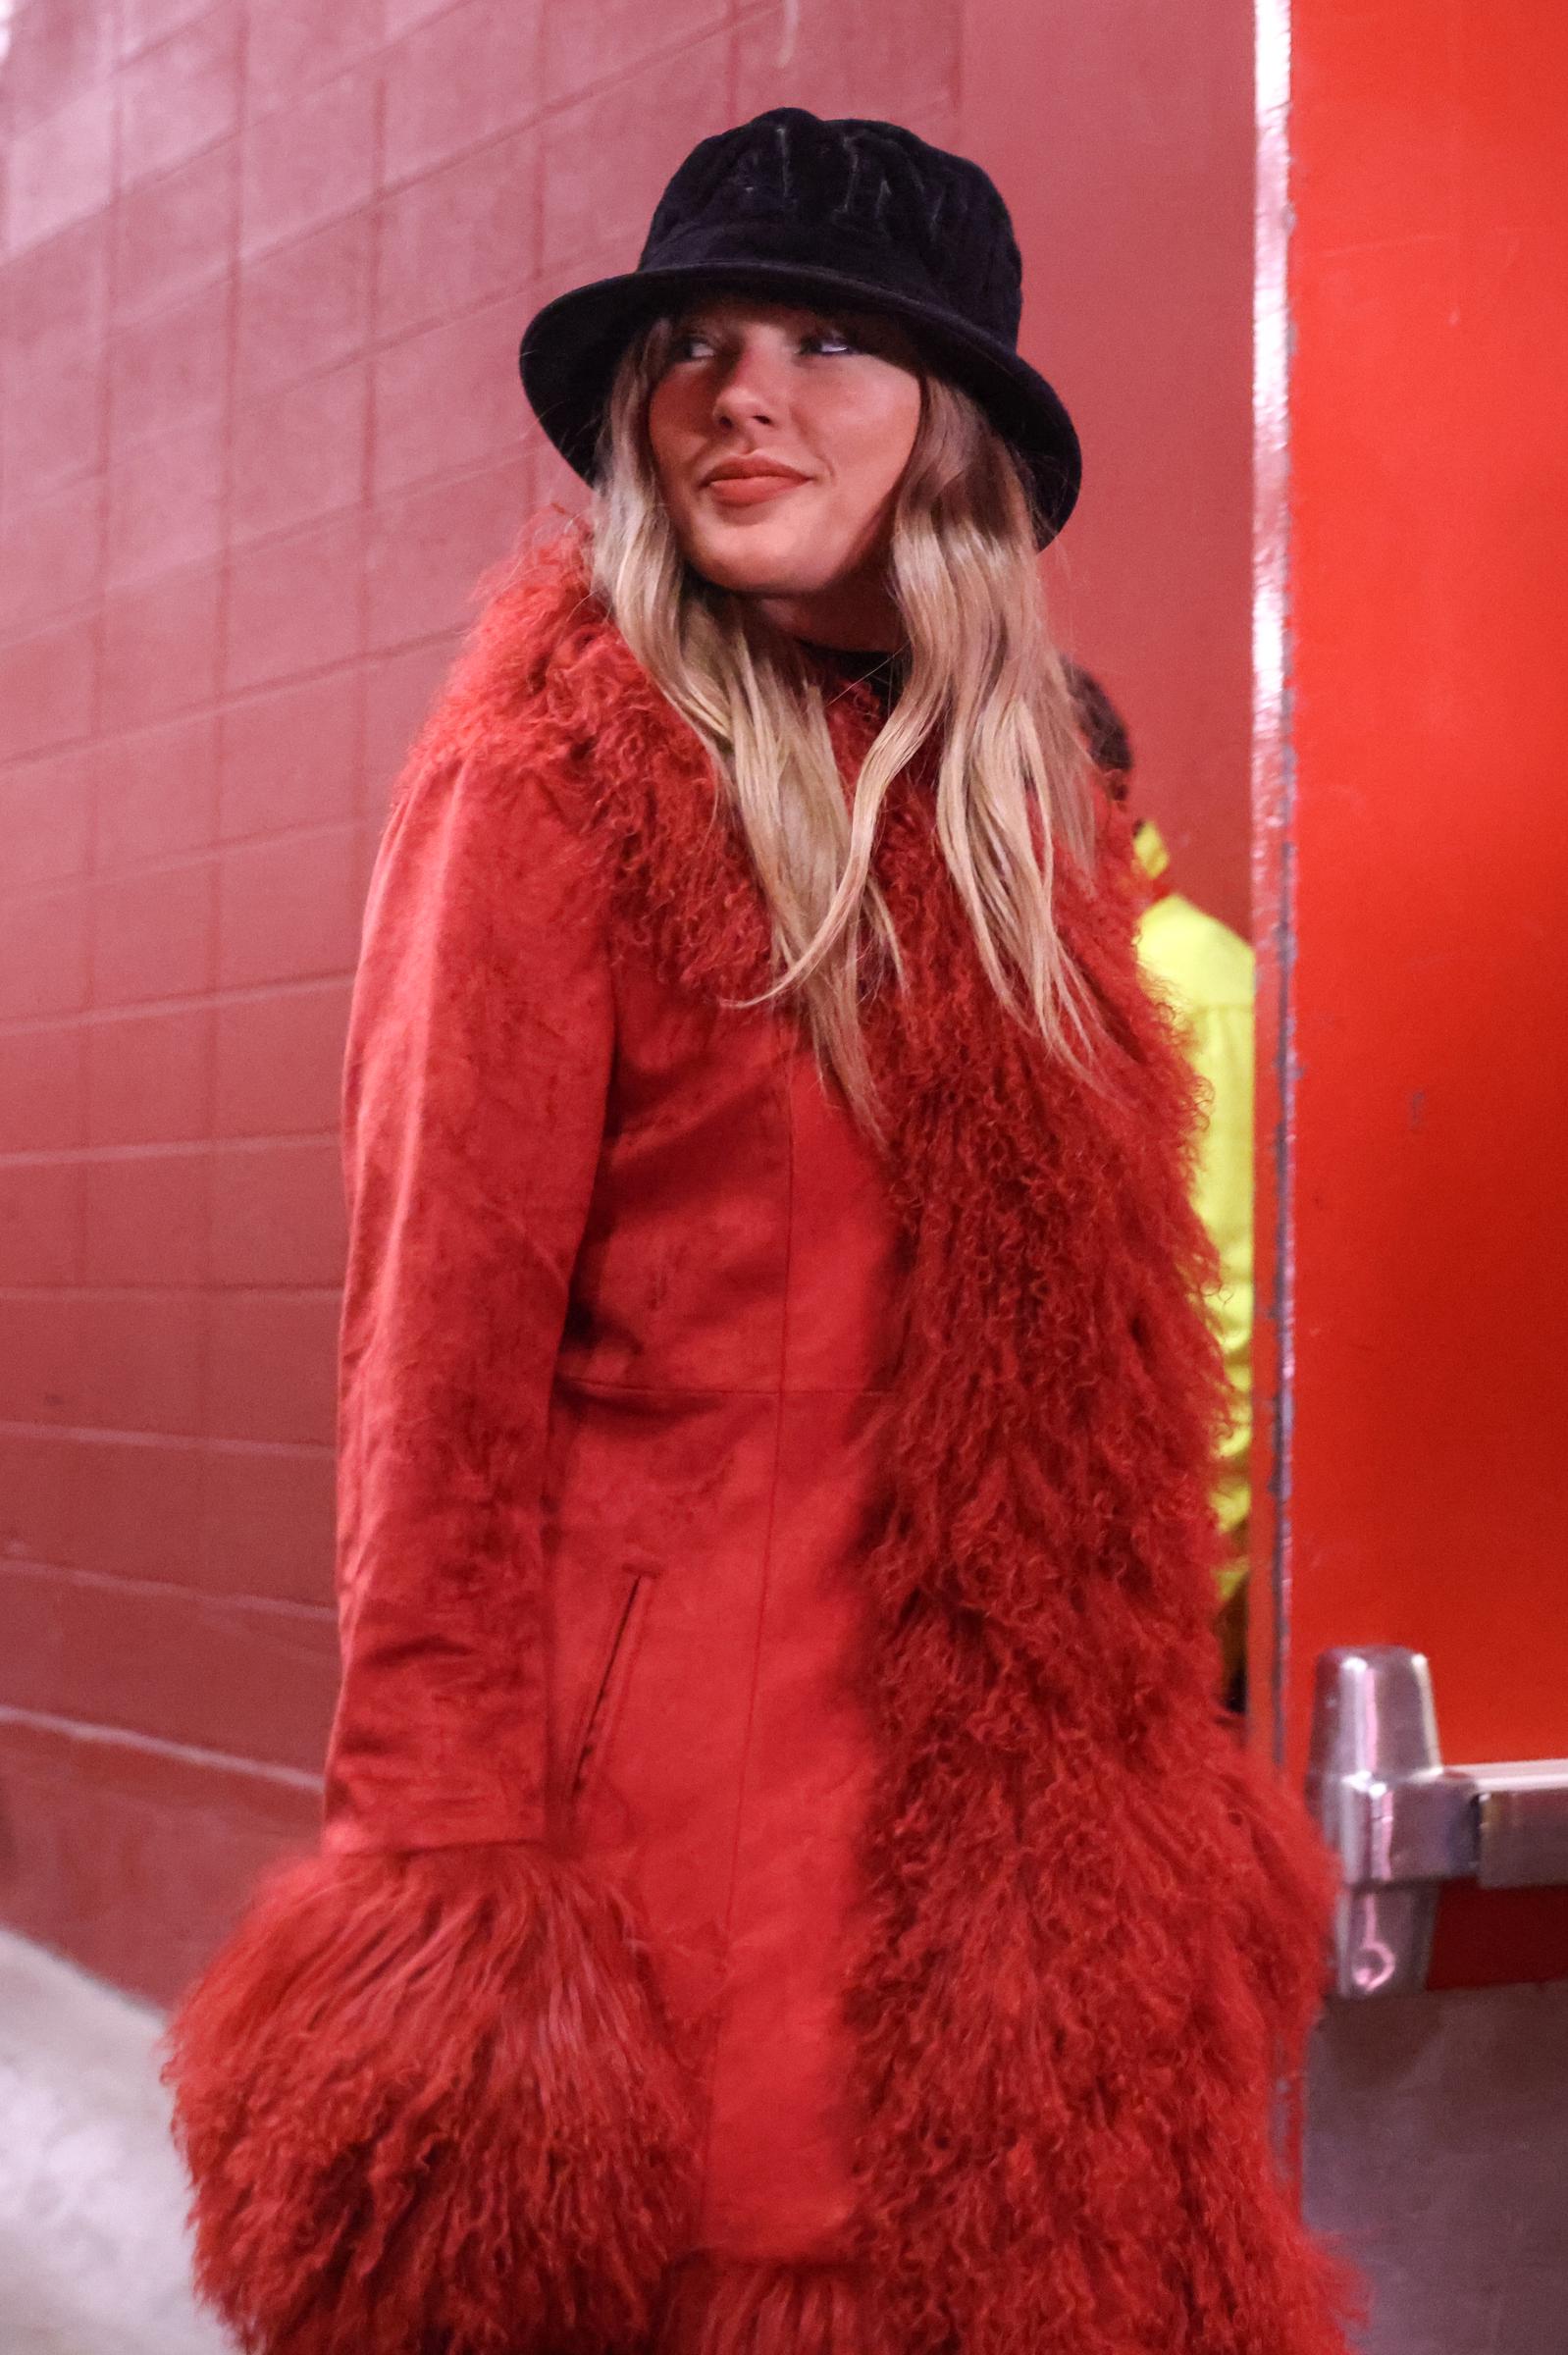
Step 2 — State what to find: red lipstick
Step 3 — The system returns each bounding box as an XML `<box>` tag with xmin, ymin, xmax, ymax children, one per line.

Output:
<box><xmin>701</xmin><ymin>457</ymin><xmax>811</xmax><ymax>507</ymax></box>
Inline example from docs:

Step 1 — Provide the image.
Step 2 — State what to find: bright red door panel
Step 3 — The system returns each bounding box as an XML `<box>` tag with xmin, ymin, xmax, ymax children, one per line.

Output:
<box><xmin>1253</xmin><ymin>0</ymin><xmax>1568</xmax><ymax>1975</ymax></box>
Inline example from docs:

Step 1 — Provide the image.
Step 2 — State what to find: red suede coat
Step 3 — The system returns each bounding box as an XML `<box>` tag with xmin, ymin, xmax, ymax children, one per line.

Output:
<box><xmin>165</xmin><ymin>533</ymin><xmax>1354</xmax><ymax>2355</ymax></box>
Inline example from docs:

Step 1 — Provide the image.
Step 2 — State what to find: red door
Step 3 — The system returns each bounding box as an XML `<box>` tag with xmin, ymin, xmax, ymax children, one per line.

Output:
<box><xmin>1253</xmin><ymin>5</ymin><xmax>1568</xmax><ymax>2347</ymax></box>
<box><xmin>1251</xmin><ymin>0</ymin><xmax>1568</xmax><ymax>1976</ymax></box>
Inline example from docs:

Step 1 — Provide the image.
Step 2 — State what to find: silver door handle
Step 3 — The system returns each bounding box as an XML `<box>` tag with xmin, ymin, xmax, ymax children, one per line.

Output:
<box><xmin>1305</xmin><ymin>1646</ymin><xmax>1568</xmax><ymax>1998</ymax></box>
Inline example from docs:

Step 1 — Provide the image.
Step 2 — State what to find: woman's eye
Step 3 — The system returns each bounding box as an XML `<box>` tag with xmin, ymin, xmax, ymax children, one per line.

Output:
<box><xmin>664</xmin><ymin>324</ymin><xmax>859</xmax><ymax>364</ymax></box>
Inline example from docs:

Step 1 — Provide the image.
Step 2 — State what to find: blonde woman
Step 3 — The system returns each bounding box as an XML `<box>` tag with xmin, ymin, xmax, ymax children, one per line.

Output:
<box><xmin>165</xmin><ymin>108</ymin><xmax>1352</xmax><ymax>2355</ymax></box>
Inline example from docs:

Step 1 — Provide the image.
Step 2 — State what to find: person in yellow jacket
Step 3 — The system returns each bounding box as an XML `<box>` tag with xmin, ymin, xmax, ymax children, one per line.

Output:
<box><xmin>1067</xmin><ymin>667</ymin><xmax>1254</xmax><ymax>1703</ymax></box>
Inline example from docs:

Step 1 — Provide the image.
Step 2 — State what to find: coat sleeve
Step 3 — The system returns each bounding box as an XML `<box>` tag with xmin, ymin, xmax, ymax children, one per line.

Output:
<box><xmin>328</xmin><ymin>733</ymin><xmax>612</xmax><ymax>1852</ymax></box>
<box><xmin>161</xmin><ymin>723</ymin><xmax>694</xmax><ymax>2355</ymax></box>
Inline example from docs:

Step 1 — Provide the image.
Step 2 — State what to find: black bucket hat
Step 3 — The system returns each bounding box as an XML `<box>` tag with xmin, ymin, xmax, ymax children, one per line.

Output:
<box><xmin>518</xmin><ymin>107</ymin><xmax>1080</xmax><ymax>547</ymax></box>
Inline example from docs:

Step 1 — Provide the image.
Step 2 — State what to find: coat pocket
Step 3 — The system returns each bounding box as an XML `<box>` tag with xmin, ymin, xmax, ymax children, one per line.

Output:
<box><xmin>569</xmin><ymin>1573</ymin><xmax>648</xmax><ymax>1806</ymax></box>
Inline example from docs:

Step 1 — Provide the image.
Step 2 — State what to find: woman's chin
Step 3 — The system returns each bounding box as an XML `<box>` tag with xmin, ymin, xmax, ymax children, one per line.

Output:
<box><xmin>684</xmin><ymin>532</ymin><xmax>836</xmax><ymax>602</ymax></box>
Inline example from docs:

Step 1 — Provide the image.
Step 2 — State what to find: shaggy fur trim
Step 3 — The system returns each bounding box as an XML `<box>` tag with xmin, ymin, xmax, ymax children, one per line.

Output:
<box><xmin>392</xmin><ymin>529</ymin><xmax>1357</xmax><ymax>2353</ymax></box>
<box><xmin>657</xmin><ymin>2259</ymin><xmax>870</xmax><ymax>2355</ymax></box>
<box><xmin>161</xmin><ymin>1843</ymin><xmax>694</xmax><ymax>2355</ymax></box>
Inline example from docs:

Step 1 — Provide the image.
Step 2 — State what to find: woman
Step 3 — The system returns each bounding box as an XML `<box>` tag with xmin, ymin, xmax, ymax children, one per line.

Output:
<box><xmin>166</xmin><ymin>109</ymin><xmax>1352</xmax><ymax>2355</ymax></box>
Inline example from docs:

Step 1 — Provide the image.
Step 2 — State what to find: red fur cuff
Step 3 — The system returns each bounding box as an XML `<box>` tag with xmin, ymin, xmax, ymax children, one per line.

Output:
<box><xmin>161</xmin><ymin>1843</ymin><xmax>695</xmax><ymax>2355</ymax></box>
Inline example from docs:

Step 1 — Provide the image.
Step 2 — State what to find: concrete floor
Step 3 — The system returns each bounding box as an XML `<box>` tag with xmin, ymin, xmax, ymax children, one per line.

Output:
<box><xmin>8</xmin><ymin>1920</ymin><xmax>1567</xmax><ymax>2355</ymax></box>
<box><xmin>0</xmin><ymin>1932</ymin><xmax>231</xmax><ymax>2355</ymax></box>
<box><xmin>1304</xmin><ymin>1980</ymin><xmax>1568</xmax><ymax>2355</ymax></box>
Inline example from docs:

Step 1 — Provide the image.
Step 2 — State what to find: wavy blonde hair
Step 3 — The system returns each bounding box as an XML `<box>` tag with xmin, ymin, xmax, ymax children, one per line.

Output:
<box><xmin>587</xmin><ymin>311</ymin><xmax>1097</xmax><ymax>1126</ymax></box>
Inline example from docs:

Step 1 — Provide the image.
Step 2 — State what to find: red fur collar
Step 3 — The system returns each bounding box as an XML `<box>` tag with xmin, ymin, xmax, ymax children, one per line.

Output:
<box><xmin>419</xmin><ymin>531</ymin><xmax>1351</xmax><ymax>2354</ymax></box>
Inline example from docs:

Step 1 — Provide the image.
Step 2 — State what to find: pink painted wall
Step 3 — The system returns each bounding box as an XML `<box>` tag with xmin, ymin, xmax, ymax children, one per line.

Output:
<box><xmin>962</xmin><ymin>0</ymin><xmax>1256</xmax><ymax>937</ymax></box>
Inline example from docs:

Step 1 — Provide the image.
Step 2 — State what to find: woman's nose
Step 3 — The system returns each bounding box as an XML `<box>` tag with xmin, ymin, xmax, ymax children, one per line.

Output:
<box><xmin>710</xmin><ymin>342</ymin><xmax>784</xmax><ymax>429</ymax></box>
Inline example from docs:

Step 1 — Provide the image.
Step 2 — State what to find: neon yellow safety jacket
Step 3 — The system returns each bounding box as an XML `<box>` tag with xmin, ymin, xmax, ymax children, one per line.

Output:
<box><xmin>1133</xmin><ymin>824</ymin><xmax>1254</xmax><ymax>1667</ymax></box>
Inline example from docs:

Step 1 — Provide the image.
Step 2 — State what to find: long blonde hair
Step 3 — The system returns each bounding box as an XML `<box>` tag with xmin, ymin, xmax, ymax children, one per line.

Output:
<box><xmin>588</xmin><ymin>313</ymin><xmax>1097</xmax><ymax>1126</ymax></box>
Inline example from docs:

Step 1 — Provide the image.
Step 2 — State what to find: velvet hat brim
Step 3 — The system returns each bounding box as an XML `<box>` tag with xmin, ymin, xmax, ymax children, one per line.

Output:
<box><xmin>518</xmin><ymin>258</ymin><xmax>1081</xmax><ymax>549</ymax></box>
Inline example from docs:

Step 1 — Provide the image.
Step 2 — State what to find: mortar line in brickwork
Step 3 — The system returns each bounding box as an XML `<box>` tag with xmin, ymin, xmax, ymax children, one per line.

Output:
<box><xmin>724</xmin><ymin>0</ymin><xmax>740</xmax><ymax>118</ymax></box>
<box><xmin>4</xmin><ymin>844</ymin><xmax>352</xmax><ymax>918</ymax></box>
<box><xmin>3</xmin><ymin>1576</ymin><xmax>335</xmax><ymax>1633</ymax></box>
<box><xmin>218</xmin><ymin>651</ymin><xmax>393</xmax><ymax>712</ymax></box>
<box><xmin>72</xmin><ymin>439</ymin><xmax>529</xmax><ymax>623</ymax></box>
<box><xmin>85</xmin><ymin>58</ymin><xmax>117</xmax><ymax>895</ymax></box>
<box><xmin>0</xmin><ymin>1414</ymin><xmax>331</xmax><ymax>1463</ymax></box>
<box><xmin>2</xmin><ymin>1554</ymin><xmax>336</xmax><ymax>1621</ymax></box>
<box><xmin>541</xmin><ymin>35</ymin><xmax>731</xmax><ymax>138</ymax></box>
<box><xmin>1</xmin><ymin>1282</ymin><xmax>334</xmax><ymax>1297</ymax></box>
<box><xmin>79</xmin><ymin>63</ymin><xmax>122</xmax><ymax>1320</ymax></box>
<box><xmin>211</xmin><ymin>0</ymin><xmax>247</xmax><ymax>746</ymax></box>
<box><xmin>0</xmin><ymin>1703</ymin><xmax>325</xmax><ymax>1793</ymax></box>
<box><xmin>0</xmin><ymin>1134</ymin><xmax>339</xmax><ymax>1163</ymax></box>
<box><xmin>169</xmin><ymin>4</ymin><xmax>242</xmax><ymax>1620</ymax></box>
<box><xmin>0</xmin><ymin>975</ymin><xmax>354</xmax><ymax>1038</ymax></box>
<box><xmin>0</xmin><ymin>1421</ymin><xmax>329</xmax><ymax>1454</ymax></box>
<box><xmin>213</xmin><ymin>14</ymin><xmax>742</xmax><ymax>263</ymax></box>
<box><xmin>527</xmin><ymin>10</ymin><xmax>547</xmax><ymax>319</ymax></box>
<box><xmin>353</xmin><ymin>42</ymin><xmax>388</xmax><ymax>817</ymax></box>
<box><xmin>3</xmin><ymin>1281</ymin><xmax>340</xmax><ymax>1319</ymax></box>
<box><xmin>458</xmin><ymin>14</ymin><xmax>740</xmax><ymax>151</ymax></box>
<box><xmin>0</xmin><ymin>1132</ymin><xmax>341</xmax><ymax>1171</ymax></box>
<box><xmin>88</xmin><ymin>808</ymin><xmax>364</xmax><ymax>876</ymax></box>
<box><xmin>731</xmin><ymin>0</ymin><xmax>792</xmax><ymax>33</ymax></box>
<box><xmin>203</xmin><ymin>1435</ymin><xmax>334</xmax><ymax>1457</ymax></box>
<box><xmin>187</xmin><ymin>10</ymin><xmax>249</xmax><ymax>1540</ymax></box>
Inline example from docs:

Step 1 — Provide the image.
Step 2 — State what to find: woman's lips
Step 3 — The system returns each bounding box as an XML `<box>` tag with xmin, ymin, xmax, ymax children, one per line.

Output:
<box><xmin>703</xmin><ymin>472</ymin><xmax>809</xmax><ymax>506</ymax></box>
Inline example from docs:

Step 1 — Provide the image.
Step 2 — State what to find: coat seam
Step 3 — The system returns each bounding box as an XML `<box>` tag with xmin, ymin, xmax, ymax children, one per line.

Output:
<box><xmin>694</xmin><ymin>1038</ymin><xmax>797</xmax><ymax>2231</ymax></box>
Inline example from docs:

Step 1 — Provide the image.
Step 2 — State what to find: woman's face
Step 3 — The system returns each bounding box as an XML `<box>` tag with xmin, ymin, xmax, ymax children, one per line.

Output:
<box><xmin>645</xmin><ymin>293</ymin><xmax>923</xmax><ymax>646</ymax></box>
